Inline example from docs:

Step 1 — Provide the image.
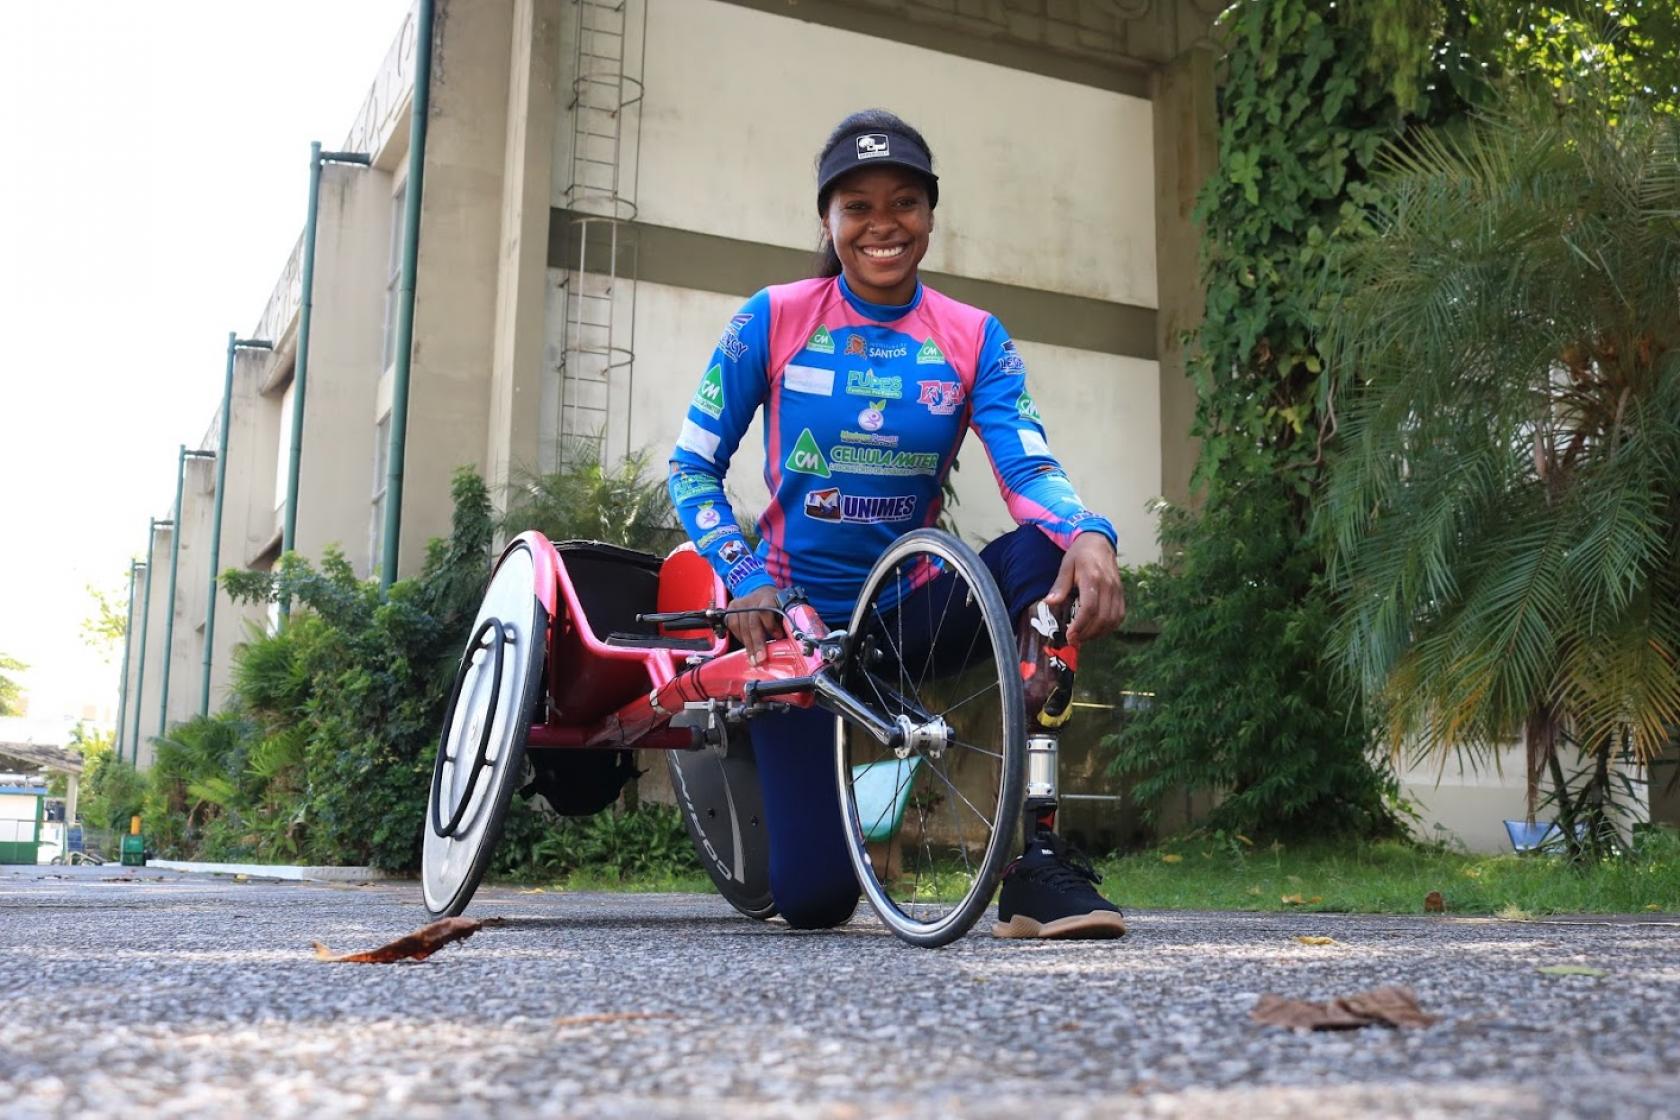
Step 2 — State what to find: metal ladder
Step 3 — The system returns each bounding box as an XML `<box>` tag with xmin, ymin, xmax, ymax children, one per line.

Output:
<box><xmin>555</xmin><ymin>0</ymin><xmax>645</xmax><ymax>468</ymax></box>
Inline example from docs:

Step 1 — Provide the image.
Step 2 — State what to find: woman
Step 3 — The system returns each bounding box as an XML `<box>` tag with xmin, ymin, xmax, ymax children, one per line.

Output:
<box><xmin>668</xmin><ymin>109</ymin><xmax>1127</xmax><ymax>939</ymax></box>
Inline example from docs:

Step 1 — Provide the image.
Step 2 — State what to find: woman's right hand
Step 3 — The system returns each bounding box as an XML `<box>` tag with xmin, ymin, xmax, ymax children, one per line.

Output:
<box><xmin>727</xmin><ymin>586</ymin><xmax>785</xmax><ymax>665</ymax></box>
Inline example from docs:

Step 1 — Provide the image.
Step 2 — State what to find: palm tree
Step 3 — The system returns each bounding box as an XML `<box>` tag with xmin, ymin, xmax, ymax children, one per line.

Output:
<box><xmin>1321</xmin><ymin>101</ymin><xmax>1680</xmax><ymax>857</ymax></box>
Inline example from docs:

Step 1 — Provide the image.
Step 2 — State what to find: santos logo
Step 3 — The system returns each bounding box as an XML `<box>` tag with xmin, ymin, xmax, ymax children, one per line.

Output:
<box><xmin>804</xmin><ymin>488</ymin><xmax>916</xmax><ymax>524</ymax></box>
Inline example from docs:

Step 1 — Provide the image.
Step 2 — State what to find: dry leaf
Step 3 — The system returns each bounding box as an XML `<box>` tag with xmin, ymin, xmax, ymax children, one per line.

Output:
<box><xmin>518</xmin><ymin>887</ymin><xmax>547</xmax><ymax>894</ymax></box>
<box><xmin>1161</xmin><ymin>854</ymin><xmax>1183</xmax><ymax>864</ymax></box>
<box><xmin>1424</xmin><ymin>891</ymin><xmax>1445</xmax><ymax>913</ymax></box>
<box><xmin>1294</xmin><ymin>935</ymin><xmax>1337</xmax><ymax>946</ymax></box>
<box><xmin>312</xmin><ymin>917</ymin><xmax>482</xmax><ymax>963</ymax></box>
<box><xmin>1281</xmin><ymin>894</ymin><xmax>1323</xmax><ymax>906</ymax></box>
<box><xmin>1645</xmin><ymin>904</ymin><xmax>1662</xmax><ymax>912</ymax></box>
<box><xmin>1537</xmin><ymin>965</ymin><xmax>1607</xmax><ymax>978</ymax></box>
<box><xmin>1252</xmin><ymin>985</ymin><xmax>1437</xmax><ymax>1031</ymax></box>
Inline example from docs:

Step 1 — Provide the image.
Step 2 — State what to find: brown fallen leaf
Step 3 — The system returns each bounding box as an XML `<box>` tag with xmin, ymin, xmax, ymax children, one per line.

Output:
<box><xmin>1294</xmin><ymin>935</ymin><xmax>1337</xmax><ymax>946</ymax></box>
<box><xmin>312</xmin><ymin>917</ymin><xmax>482</xmax><ymax>963</ymax></box>
<box><xmin>553</xmin><ymin>1012</ymin><xmax>675</xmax><ymax>1028</ymax></box>
<box><xmin>1281</xmin><ymin>894</ymin><xmax>1323</xmax><ymax>906</ymax></box>
<box><xmin>1425</xmin><ymin>891</ymin><xmax>1446</xmax><ymax>913</ymax></box>
<box><xmin>1252</xmin><ymin>985</ymin><xmax>1437</xmax><ymax>1031</ymax></box>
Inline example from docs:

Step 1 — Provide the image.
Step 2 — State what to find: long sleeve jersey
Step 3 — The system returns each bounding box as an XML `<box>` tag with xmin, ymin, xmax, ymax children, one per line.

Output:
<box><xmin>667</xmin><ymin>273</ymin><xmax>1117</xmax><ymax>623</ymax></box>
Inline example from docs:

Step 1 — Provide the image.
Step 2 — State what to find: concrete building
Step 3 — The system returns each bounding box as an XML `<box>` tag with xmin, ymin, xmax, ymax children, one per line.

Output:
<box><xmin>118</xmin><ymin>0</ymin><xmax>1218</xmax><ymax>767</ymax></box>
<box><xmin>112</xmin><ymin>0</ymin><xmax>1672</xmax><ymax>848</ymax></box>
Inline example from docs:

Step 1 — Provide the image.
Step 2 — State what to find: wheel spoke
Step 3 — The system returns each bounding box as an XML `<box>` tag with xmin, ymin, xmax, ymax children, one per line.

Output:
<box><xmin>917</xmin><ymin>757</ymin><xmax>995</xmax><ymax>832</ymax></box>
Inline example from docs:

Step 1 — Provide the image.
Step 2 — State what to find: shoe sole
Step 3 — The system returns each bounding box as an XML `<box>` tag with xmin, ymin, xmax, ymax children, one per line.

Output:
<box><xmin>992</xmin><ymin>912</ymin><xmax>1128</xmax><ymax>940</ymax></box>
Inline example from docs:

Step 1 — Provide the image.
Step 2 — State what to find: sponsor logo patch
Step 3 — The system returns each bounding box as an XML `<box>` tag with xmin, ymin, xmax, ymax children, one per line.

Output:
<box><xmin>828</xmin><ymin>446</ymin><xmax>941</xmax><ymax>476</ymax></box>
<box><xmin>998</xmin><ymin>338</ymin><xmax>1026</xmax><ymax>377</ymax></box>
<box><xmin>916</xmin><ymin>338</ymin><xmax>945</xmax><ymax>365</ymax></box>
<box><xmin>691</xmin><ymin>364</ymin><xmax>724</xmax><ymax>419</ymax></box>
<box><xmin>695</xmin><ymin>527</ymin><xmax>732</xmax><ymax>550</ymax></box>
<box><xmin>868</xmin><ymin>343</ymin><xmax>908</xmax><ymax>361</ymax></box>
<box><xmin>718</xmin><ymin>313</ymin><xmax>752</xmax><ymax>361</ymax></box>
<box><xmin>671</xmin><ymin>472</ymin><xmax>723</xmax><ymax>502</ymax></box>
<box><xmin>805</xmin><ymin>325</ymin><xmax>835</xmax><ymax>354</ymax></box>
<box><xmin>845</xmin><ymin>334</ymin><xmax>867</xmax><ymax>357</ymax></box>
<box><xmin>845</xmin><ymin>369</ymin><xmax>902</xmax><ymax>399</ymax></box>
<box><xmin>857</xmin><ymin>399</ymin><xmax>887</xmax><ymax>432</ymax></box>
<box><xmin>1018</xmin><ymin>429</ymin><xmax>1050</xmax><ymax>457</ymax></box>
<box><xmin>677</xmin><ymin>419</ymin><xmax>721</xmax><ymax>463</ymax></box>
<box><xmin>725</xmin><ymin>556</ymin><xmax>765</xmax><ymax>589</ymax></box>
<box><xmin>1016</xmin><ymin>391</ymin><xmax>1042</xmax><ymax>424</ymax></box>
<box><xmin>840</xmin><ymin>429</ymin><xmax>899</xmax><ymax>447</ymax></box>
<box><xmin>856</xmin><ymin>133</ymin><xmax>890</xmax><ymax>160</ymax></box>
<box><xmin>694</xmin><ymin>501</ymin><xmax>721</xmax><ymax>530</ymax></box>
<box><xmin>784</xmin><ymin>364</ymin><xmax>834</xmax><ymax>396</ymax></box>
<box><xmin>916</xmin><ymin>380</ymin><xmax>965</xmax><ymax>416</ymax></box>
<box><xmin>718</xmin><ymin>539</ymin><xmax>749</xmax><ymax>566</ymax></box>
<box><xmin>784</xmin><ymin>428</ymin><xmax>831</xmax><ymax>478</ymax></box>
<box><xmin>804</xmin><ymin>488</ymin><xmax>917</xmax><ymax>525</ymax></box>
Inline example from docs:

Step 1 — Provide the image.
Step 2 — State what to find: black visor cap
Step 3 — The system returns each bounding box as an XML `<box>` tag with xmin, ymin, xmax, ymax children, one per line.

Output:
<box><xmin>816</xmin><ymin>128</ymin><xmax>939</xmax><ymax>212</ymax></box>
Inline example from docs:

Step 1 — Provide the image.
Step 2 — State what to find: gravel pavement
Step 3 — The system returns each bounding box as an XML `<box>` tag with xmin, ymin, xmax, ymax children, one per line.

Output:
<box><xmin>3</xmin><ymin>863</ymin><xmax>1677</xmax><ymax>1118</ymax></box>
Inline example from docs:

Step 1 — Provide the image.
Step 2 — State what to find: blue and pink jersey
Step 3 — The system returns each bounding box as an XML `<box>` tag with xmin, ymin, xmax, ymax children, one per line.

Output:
<box><xmin>667</xmin><ymin>274</ymin><xmax>1116</xmax><ymax>623</ymax></box>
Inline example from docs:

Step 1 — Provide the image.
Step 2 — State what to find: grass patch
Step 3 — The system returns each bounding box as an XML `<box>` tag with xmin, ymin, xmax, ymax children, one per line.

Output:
<box><xmin>1093</xmin><ymin>831</ymin><xmax>1680</xmax><ymax>915</ymax></box>
<box><xmin>501</xmin><ymin>867</ymin><xmax>715</xmax><ymax>894</ymax></box>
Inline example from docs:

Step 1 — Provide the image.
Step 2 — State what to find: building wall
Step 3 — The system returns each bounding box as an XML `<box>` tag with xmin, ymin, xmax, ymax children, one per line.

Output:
<box><xmin>543</xmin><ymin>0</ymin><xmax>1171</xmax><ymax>562</ymax></box>
<box><xmin>1396</xmin><ymin>743</ymin><xmax>1653</xmax><ymax>854</ymax></box>
<box><xmin>292</xmin><ymin>161</ymin><xmax>396</xmax><ymax>575</ymax></box>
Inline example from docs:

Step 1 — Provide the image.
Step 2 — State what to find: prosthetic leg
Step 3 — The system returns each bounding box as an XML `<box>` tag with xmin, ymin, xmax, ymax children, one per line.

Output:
<box><xmin>1017</xmin><ymin>598</ymin><xmax>1076</xmax><ymax>846</ymax></box>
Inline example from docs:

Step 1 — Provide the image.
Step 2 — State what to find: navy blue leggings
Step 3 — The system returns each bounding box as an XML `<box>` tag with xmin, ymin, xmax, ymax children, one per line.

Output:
<box><xmin>749</xmin><ymin>525</ymin><xmax>1065</xmax><ymax>929</ymax></box>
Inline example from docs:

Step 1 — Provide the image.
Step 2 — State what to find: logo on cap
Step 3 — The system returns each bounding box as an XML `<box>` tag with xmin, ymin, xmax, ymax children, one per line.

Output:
<box><xmin>856</xmin><ymin>133</ymin><xmax>890</xmax><ymax>160</ymax></box>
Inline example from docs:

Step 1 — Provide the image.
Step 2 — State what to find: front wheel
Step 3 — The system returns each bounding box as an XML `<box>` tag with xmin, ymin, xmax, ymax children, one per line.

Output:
<box><xmin>836</xmin><ymin>528</ymin><xmax>1025</xmax><ymax>947</ymax></box>
<box><xmin>421</xmin><ymin>541</ymin><xmax>548</xmax><ymax>917</ymax></box>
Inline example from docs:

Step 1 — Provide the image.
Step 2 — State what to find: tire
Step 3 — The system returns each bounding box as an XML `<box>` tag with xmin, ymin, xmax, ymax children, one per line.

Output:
<box><xmin>835</xmin><ymin>528</ymin><xmax>1025</xmax><ymax>948</ymax></box>
<box><xmin>421</xmin><ymin>542</ymin><xmax>549</xmax><ymax>917</ymax></box>
<box><xmin>667</xmin><ymin>730</ymin><xmax>777</xmax><ymax>921</ymax></box>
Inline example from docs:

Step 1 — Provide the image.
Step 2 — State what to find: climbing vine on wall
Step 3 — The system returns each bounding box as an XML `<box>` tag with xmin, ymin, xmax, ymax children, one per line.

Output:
<box><xmin>1103</xmin><ymin>0</ymin><xmax>1463</xmax><ymax>837</ymax></box>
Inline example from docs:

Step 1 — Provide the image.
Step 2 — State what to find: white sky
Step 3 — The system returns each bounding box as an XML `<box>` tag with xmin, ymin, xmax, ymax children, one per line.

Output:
<box><xmin>0</xmin><ymin>1</ymin><xmax>412</xmax><ymax>733</ymax></box>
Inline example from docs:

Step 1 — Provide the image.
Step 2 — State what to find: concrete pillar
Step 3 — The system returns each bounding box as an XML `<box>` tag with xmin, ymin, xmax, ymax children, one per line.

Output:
<box><xmin>487</xmin><ymin>0</ymin><xmax>563</xmax><ymax>511</ymax></box>
<box><xmin>1150</xmin><ymin>45</ymin><xmax>1216</xmax><ymax>508</ymax></box>
<box><xmin>400</xmin><ymin>0</ymin><xmax>516</xmax><ymax>577</ymax></box>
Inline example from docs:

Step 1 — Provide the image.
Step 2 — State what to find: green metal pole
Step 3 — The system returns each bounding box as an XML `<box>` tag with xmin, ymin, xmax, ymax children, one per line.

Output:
<box><xmin>281</xmin><ymin>145</ymin><xmax>371</xmax><ymax>619</ymax></box>
<box><xmin>203</xmin><ymin>333</ymin><xmax>272</xmax><ymax>714</ymax></box>
<box><xmin>114</xmin><ymin>559</ymin><xmax>141</xmax><ymax>762</ymax></box>
<box><xmin>281</xmin><ymin>142</ymin><xmax>324</xmax><ymax>574</ymax></box>
<box><xmin>159</xmin><ymin>448</ymin><xmax>214</xmax><ymax>738</ymax></box>
<box><xmin>131</xmin><ymin>520</ymin><xmax>168</xmax><ymax>764</ymax></box>
<box><xmin>381</xmin><ymin>0</ymin><xmax>435</xmax><ymax>590</ymax></box>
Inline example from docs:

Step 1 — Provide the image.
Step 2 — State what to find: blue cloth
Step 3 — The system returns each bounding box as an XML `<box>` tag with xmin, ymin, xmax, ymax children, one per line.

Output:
<box><xmin>751</xmin><ymin>525</ymin><xmax>1063</xmax><ymax>928</ymax></box>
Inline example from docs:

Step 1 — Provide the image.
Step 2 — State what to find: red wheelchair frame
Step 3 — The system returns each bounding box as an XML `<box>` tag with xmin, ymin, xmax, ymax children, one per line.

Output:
<box><xmin>423</xmin><ymin>527</ymin><xmax>1026</xmax><ymax>948</ymax></box>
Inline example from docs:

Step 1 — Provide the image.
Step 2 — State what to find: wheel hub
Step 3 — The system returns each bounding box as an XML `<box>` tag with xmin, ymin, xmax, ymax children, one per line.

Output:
<box><xmin>893</xmin><ymin>713</ymin><xmax>950</xmax><ymax>760</ymax></box>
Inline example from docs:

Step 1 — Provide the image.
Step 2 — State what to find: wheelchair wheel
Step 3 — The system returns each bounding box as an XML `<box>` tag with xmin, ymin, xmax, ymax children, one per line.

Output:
<box><xmin>666</xmin><ymin>730</ymin><xmax>777</xmax><ymax>921</ymax></box>
<box><xmin>421</xmin><ymin>541</ymin><xmax>548</xmax><ymax>917</ymax></box>
<box><xmin>837</xmin><ymin>528</ymin><xmax>1025</xmax><ymax>947</ymax></box>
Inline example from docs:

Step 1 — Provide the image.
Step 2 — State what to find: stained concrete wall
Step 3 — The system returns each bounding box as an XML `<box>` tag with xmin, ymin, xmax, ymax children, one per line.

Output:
<box><xmin>621</xmin><ymin>0</ymin><xmax>1159</xmax><ymax>309</ymax></box>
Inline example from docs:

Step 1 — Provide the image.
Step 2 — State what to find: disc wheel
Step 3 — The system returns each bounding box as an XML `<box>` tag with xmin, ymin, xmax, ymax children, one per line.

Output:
<box><xmin>666</xmin><ymin>728</ymin><xmax>777</xmax><ymax>921</ymax></box>
<box><xmin>421</xmin><ymin>542</ymin><xmax>548</xmax><ymax>917</ymax></box>
<box><xmin>836</xmin><ymin>528</ymin><xmax>1025</xmax><ymax>947</ymax></box>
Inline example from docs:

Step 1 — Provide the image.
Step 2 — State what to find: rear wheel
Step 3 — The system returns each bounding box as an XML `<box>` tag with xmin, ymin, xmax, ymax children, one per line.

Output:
<box><xmin>836</xmin><ymin>528</ymin><xmax>1025</xmax><ymax>947</ymax></box>
<box><xmin>421</xmin><ymin>542</ymin><xmax>548</xmax><ymax>917</ymax></box>
<box><xmin>667</xmin><ymin>727</ymin><xmax>776</xmax><ymax>921</ymax></box>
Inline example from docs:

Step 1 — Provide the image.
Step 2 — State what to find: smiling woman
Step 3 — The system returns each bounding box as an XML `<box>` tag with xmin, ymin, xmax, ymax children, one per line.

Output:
<box><xmin>662</xmin><ymin>108</ymin><xmax>1134</xmax><ymax>943</ymax></box>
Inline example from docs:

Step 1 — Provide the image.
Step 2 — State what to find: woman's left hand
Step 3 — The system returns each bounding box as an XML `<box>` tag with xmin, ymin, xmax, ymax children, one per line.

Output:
<box><xmin>1044</xmin><ymin>532</ymin><xmax>1126</xmax><ymax>646</ymax></box>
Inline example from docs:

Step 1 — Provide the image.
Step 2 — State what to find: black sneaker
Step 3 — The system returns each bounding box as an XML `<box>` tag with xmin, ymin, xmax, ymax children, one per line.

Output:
<box><xmin>993</xmin><ymin>831</ymin><xmax>1126</xmax><ymax>939</ymax></box>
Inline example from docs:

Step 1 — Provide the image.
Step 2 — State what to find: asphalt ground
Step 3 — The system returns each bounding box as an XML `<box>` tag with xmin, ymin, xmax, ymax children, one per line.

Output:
<box><xmin>3</xmin><ymin>863</ymin><xmax>1677</xmax><ymax>1118</ymax></box>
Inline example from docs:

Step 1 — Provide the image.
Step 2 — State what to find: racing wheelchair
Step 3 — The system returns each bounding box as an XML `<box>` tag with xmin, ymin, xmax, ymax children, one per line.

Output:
<box><xmin>421</xmin><ymin>527</ymin><xmax>1027</xmax><ymax>948</ymax></box>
